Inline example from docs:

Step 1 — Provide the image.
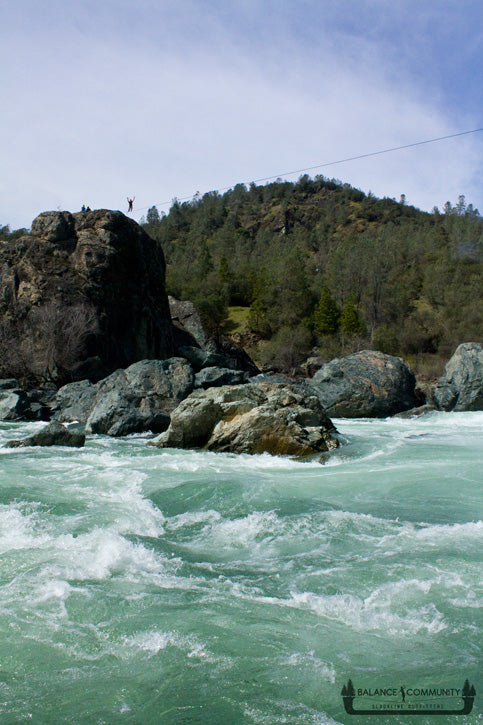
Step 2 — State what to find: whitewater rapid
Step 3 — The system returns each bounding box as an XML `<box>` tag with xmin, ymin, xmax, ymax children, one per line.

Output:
<box><xmin>0</xmin><ymin>412</ymin><xmax>481</xmax><ymax>723</ymax></box>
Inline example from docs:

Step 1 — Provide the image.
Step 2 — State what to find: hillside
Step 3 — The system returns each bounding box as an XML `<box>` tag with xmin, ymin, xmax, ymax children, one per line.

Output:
<box><xmin>142</xmin><ymin>176</ymin><xmax>483</xmax><ymax>376</ymax></box>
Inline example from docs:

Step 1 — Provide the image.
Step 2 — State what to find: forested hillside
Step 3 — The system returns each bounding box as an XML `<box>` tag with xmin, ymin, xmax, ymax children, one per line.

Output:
<box><xmin>2</xmin><ymin>176</ymin><xmax>481</xmax><ymax>379</ymax></box>
<box><xmin>142</xmin><ymin>176</ymin><xmax>482</xmax><ymax>376</ymax></box>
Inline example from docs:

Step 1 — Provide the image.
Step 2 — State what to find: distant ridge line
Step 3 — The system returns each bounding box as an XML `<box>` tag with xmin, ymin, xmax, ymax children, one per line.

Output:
<box><xmin>136</xmin><ymin>126</ymin><xmax>483</xmax><ymax>214</ymax></box>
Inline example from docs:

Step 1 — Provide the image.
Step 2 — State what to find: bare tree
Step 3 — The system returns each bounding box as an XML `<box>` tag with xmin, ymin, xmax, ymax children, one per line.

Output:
<box><xmin>31</xmin><ymin>302</ymin><xmax>98</xmax><ymax>380</ymax></box>
<box><xmin>0</xmin><ymin>317</ymin><xmax>35</xmax><ymax>382</ymax></box>
<box><xmin>0</xmin><ymin>302</ymin><xmax>98</xmax><ymax>384</ymax></box>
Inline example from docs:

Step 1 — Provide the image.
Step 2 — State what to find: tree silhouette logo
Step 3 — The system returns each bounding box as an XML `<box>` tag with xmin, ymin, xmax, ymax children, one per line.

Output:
<box><xmin>341</xmin><ymin>678</ymin><xmax>476</xmax><ymax>716</ymax></box>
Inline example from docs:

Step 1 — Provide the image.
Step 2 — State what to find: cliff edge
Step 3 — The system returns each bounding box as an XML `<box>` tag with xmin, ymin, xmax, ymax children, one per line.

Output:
<box><xmin>0</xmin><ymin>209</ymin><xmax>174</xmax><ymax>383</ymax></box>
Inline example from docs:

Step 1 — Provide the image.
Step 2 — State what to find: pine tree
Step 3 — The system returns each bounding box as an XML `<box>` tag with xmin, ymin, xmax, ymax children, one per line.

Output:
<box><xmin>314</xmin><ymin>286</ymin><xmax>340</xmax><ymax>335</ymax></box>
<box><xmin>146</xmin><ymin>205</ymin><xmax>161</xmax><ymax>226</ymax></box>
<box><xmin>247</xmin><ymin>298</ymin><xmax>268</xmax><ymax>335</ymax></box>
<box><xmin>340</xmin><ymin>299</ymin><xmax>365</xmax><ymax>336</ymax></box>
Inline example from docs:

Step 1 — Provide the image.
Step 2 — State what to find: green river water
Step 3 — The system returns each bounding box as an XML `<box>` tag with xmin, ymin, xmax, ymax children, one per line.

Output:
<box><xmin>0</xmin><ymin>412</ymin><xmax>481</xmax><ymax>724</ymax></box>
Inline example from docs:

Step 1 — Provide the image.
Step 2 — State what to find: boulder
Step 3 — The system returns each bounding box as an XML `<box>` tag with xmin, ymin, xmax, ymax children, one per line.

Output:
<box><xmin>149</xmin><ymin>381</ymin><xmax>339</xmax><ymax>458</ymax></box>
<box><xmin>169</xmin><ymin>297</ymin><xmax>215</xmax><ymax>352</ymax></box>
<box><xmin>52</xmin><ymin>379</ymin><xmax>98</xmax><ymax>423</ymax></box>
<box><xmin>433</xmin><ymin>343</ymin><xmax>483</xmax><ymax>411</ymax></box>
<box><xmin>308</xmin><ymin>350</ymin><xmax>416</xmax><ymax>417</ymax></box>
<box><xmin>169</xmin><ymin>297</ymin><xmax>258</xmax><ymax>374</ymax></box>
<box><xmin>178</xmin><ymin>346</ymin><xmax>228</xmax><ymax>371</ymax></box>
<box><xmin>5</xmin><ymin>421</ymin><xmax>85</xmax><ymax>448</ymax></box>
<box><xmin>85</xmin><ymin>358</ymin><xmax>194</xmax><ymax>436</ymax></box>
<box><xmin>0</xmin><ymin>210</ymin><xmax>174</xmax><ymax>384</ymax></box>
<box><xmin>0</xmin><ymin>380</ymin><xmax>55</xmax><ymax>421</ymax></box>
<box><xmin>395</xmin><ymin>403</ymin><xmax>438</xmax><ymax>419</ymax></box>
<box><xmin>0</xmin><ymin>379</ymin><xmax>21</xmax><ymax>390</ymax></box>
<box><xmin>300</xmin><ymin>355</ymin><xmax>328</xmax><ymax>378</ymax></box>
<box><xmin>69</xmin><ymin>356</ymin><xmax>108</xmax><ymax>384</ymax></box>
<box><xmin>194</xmin><ymin>366</ymin><xmax>248</xmax><ymax>389</ymax></box>
<box><xmin>151</xmin><ymin>397</ymin><xmax>223</xmax><ymax>449</ymax></box>
<box><xmin>53</xmin><ymin>358</ymin><xmax>194</xmax><ymax>436</ymax></box>
<box><xmin>0</xmin><ymin>380</ymin><xmax>28</xmax><ymax>420</ymax></box>
<box><xmin>23</xmin><ymin>387</ymin><xmax>57</xmax><ymax>421</ymax></box>
<box><xmin>85</xmin><ymin>371</ymin><xmax>144</xmax><ymax>436</ymax></box>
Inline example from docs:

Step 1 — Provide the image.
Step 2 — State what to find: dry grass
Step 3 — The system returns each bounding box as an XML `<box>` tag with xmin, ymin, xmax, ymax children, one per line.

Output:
<box><xmin>225</xmin><ymin>306</ymin><xmax>250</xmax><ymax>334</ymax></box>
<box><xmin>406</xmin><ymin>353</ymin><xmax>446</xmax><ymax>382</ymax></box>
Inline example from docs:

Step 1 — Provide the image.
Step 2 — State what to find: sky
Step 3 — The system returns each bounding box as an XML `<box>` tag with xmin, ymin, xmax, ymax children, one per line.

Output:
<box><xmin>2</xmin><ymin>0</ymin><xmax>483</xmax><ymax>230</ymax></box>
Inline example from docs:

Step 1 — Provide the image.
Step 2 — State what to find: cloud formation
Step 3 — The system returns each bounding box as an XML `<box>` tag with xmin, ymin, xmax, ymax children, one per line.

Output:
<box><xmin>2</xmin><ymin>0</ymin><xmax>482</xmax><ymax>228</ymax></box>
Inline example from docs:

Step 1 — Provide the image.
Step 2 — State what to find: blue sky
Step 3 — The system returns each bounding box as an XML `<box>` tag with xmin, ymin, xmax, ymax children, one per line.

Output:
<box><xmin>2</xmin><ymin>0</ymin><xmax>483</xmax><ymax>229</ymax></box>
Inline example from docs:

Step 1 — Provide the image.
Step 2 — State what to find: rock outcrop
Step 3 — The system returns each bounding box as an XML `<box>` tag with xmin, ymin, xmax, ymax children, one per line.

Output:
<box><xmin>149</xmin><ymin>382</ymin><xmax>339</xmax><ymax>458</ymax></box>
<box><xmin>5</xmin><ymin>421</ymin><xmax>85</xmax><ymax>448</ymax></box>
<box><xmin>52</xmin><ymin>358</ymin><xmax>194</xmax><ymax>436</ymax></box>
<box><xmin>0</xmin><ymin>379</ymin><xmax>54</xmax><ymax>420</ymax></box>
<box><xmin>0</xmin><ymin>210</ymin><xmax>174</xmax><ymax>384</ymax></box>
<box><xmin>52</xmin><ymin>380</ymin><xmax>98</xmax><ymax>423</ymax></box>
<box><xmin>433</xmin><ymin>343</ymin><xmax>483</xmax><ymax>411</ymax></box>
<box><xmin>308</xmin><ymin>350</ymin><xmax>416</xmax><ymax>417</ymax></box>
<box><xmin>169</xmin><ymin>297</ymin><xmax>259</xmax><ymax>374</ymax></box>
<box><xmin>0</xmin><ymin>379</ymin><xmax>28</xmax><ymax>420</ymax></box>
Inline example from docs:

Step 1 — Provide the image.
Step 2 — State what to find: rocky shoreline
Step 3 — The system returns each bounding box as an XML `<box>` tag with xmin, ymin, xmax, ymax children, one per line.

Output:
<box><xmin>1</xmin><ymin>342</ymin><xmax>481</xmax><ymax>459</ymax></box>
<box><xmin>1</xmin><ymin>211</ymin><xmax>481</xmax><ymax>459</ymax></box>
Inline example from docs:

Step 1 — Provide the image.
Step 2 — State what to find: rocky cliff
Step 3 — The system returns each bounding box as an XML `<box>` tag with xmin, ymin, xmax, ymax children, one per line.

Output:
<box><xmin>0</xmin><ymin>210</ymin><xmax>174</xmax><ymax>383</ymax></box>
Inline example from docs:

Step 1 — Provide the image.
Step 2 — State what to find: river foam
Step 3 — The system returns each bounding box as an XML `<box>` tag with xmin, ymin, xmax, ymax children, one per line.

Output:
<box><xmin>0</xmin><ymin>412</ymin><xmax>481</xmax><ymax>724</ymax></box>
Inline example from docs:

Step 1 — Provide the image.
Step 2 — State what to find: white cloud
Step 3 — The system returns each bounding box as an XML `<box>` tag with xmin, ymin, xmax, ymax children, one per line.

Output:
<box><xmin>2</xmin><ymin>1</ymin><xmax>482</xmax><ymax>228</ymax></box>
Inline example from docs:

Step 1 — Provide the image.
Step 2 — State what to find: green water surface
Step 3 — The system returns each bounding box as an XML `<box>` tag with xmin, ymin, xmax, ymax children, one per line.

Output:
<box><xmin>0</xmin><ymin>412</ymin><xmax>481</xmax><ymax>724</ymax></box>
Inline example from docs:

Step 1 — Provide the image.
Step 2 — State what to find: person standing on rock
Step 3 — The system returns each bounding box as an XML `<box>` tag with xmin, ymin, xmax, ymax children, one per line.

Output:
<box><xmin>127</xmin><ymin>197</ymin><xmax>135</xmax><ymax>213</ymax></box>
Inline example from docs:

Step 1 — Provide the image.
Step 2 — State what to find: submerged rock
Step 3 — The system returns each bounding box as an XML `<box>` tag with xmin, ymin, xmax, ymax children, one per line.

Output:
<box><xmin>433</xmin><ymin>343</ymin><xmax>483</xmax><ymax>411</ymax></box>
<box><xmin>395</xmin><ymin>403</ymin><xmax>438</xmax><ymax>419</ymax></box>
<box><xmin>308</xmin><ymin>350</ymin><xmax>416</xmax><ymax>417</ymax></box>
<box><xmin>5</xmin><ymin>421</ymin><xmax>85</xmax><ymax>448</ymax></box>
<box><xmin>149</xmin><ymin>381</ymin><xmax>339</xmax><ymax>458</ymax></box>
